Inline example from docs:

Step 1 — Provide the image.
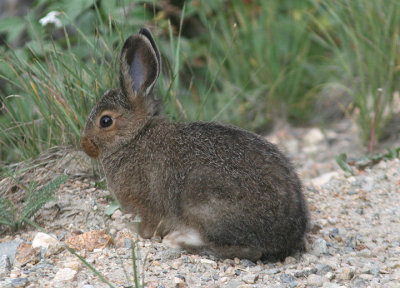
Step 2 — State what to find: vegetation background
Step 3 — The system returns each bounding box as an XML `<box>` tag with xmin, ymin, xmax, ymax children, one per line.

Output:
<box><xmin>0</xmin><ymin>0</ymin><xmax>399</xmax><ymax>163</ymax></box>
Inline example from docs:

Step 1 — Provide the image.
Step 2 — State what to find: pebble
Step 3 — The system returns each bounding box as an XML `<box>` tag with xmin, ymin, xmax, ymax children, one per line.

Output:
<box><xmin>239</xmin><ymin>259</ymin><xmax>256</xmax><ymax>267</ymax></box>
<box><xmin>263</xmin><ymin>268</ymin><xmax>280</xmax><ymax>274</ymax></box>
<box><xmin>294</xmin><ymin>267</ymin><xmax>318</xmax><ymax>278</ymax></box>
<box><xmin>280</xmin><ymin>273</ymin><xmax>297</xmax><ymax>284</ymax></box>
<box><xmin>311</xmin><ymin>239</ymin><xmax>328</xmax><ymax>256</ymax></box>
<box><xmin>200</xmin><ymin>258</ymin><xmax>218</xmax><ymax>268</ymax></box>
<box><xmin>0</xmin><ymin>241</ymin><xmax>21</xmax><ymax>264</ymax></box>
<box><xmin>111</xmin><ymin>209</ymin><xmax>122</xmax><ymax>220</ymax></box>
<box><xmin>32</xmin><ymin>233</ymin><xmax>59</xmax><ymax>250</ymax></box>
<box><xmin>316</xmin><ymin>263</ymin><xmax>333</xmax><ymax>275</ymax></box>
<box><xmin>53</xmin><ymin>268</ymin><xmax>78</xmax><ymax>282</ymax></box>
<box><xmin>161</xmin><ymin>249</ymin><xmax>182</xmax><ymax>261</ymax></box>
<box><xmin>242</xmin><ymin>273</ymin><xmax>258</xmax><ymax>284</ymax></box>
<box><xmin>173</xmin><ymin>274</ymin><xmax>185</xmax><ymax>286</ymax></box>
<box><xmin>304</xmin><ymin>128</ymin><xmax>325</xmax><ymax>145</ymax></box>
<box><xmin>325</xmin><ymin>272</ymin><xmax>335</xmax><ymax>280</ymax></box>
<box><xmin>337</xmin><ymin>267</ymin><xmax>355</xmax><ymax>280</ymax></box>
<box><xmin>10</xmin><ymin>278</ymin><xmax>29</xmax><ymax>288</ymax></box>
<box><xmin>0</xmin><ymin>255</ymin><xmax>12</xmax><ymax>278</ymax></box>
<box><xmin>307</xmin><ymin>274</ymin><xmax>326</xmax><ymax>287</ymax></box>
<box><xmin>312</xmin><ymin>172</ymin><xmax>339</xmax><ymax>187</ymax></box>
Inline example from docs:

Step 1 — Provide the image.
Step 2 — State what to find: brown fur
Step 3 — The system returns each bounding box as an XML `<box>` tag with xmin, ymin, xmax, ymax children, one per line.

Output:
<box><xmin>81</xmin><ymin>28</ymin><xmax>309</xmax><ymax>261</ymax></box>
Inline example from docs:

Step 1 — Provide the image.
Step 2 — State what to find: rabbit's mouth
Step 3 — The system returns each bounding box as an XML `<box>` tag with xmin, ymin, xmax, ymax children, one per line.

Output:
<box><xmin>80</xmin><ymin>136</ymin><xmax>99</xmax><ymax>158</ymax></box>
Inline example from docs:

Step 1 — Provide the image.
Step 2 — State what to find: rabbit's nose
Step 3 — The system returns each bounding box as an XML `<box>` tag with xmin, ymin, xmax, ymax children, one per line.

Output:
<box><xmin>80</xmin><ymin>135</ymin><xmax>99</xmax><ymax>158</ymax></box>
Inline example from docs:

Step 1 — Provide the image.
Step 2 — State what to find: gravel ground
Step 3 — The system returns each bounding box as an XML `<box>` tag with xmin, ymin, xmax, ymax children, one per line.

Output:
<box><xmin>0</xmin><ymin>119</ymin><xmax>399</xmax><ymax>288</ymax></box>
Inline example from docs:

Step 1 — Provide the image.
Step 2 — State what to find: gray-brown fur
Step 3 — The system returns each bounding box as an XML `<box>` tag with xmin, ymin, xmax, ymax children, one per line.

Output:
<box><xmin>81</xmin><ymin>28</ymin><xmax>309</xmax><ymax>261</ymax></box>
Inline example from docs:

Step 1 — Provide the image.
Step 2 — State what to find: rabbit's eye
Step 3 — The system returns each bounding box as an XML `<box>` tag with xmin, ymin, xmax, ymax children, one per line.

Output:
<box><xmin>100</xmin><ymin>115</ymin><xmax>113</xmax><ymax>128</ymax></box>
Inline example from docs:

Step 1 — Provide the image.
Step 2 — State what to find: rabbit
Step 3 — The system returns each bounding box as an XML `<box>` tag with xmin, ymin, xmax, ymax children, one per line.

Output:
<box><xmin>81</xmin><ymin>28</ymin><xmax>309</xmax><ymax>262</ymax></box>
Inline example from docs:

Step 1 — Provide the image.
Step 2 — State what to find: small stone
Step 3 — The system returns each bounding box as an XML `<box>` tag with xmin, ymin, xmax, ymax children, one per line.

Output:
<box><xmin>355</xmin><ymin>208</ymin><xmax>364</xmax><ymax>215</ymax></box>
<box><xmin>316</xmin><ymin>264</ymin><xmax>333</xmax><ymax>275</ymax></box>
<box><xmin>81</xmin><ymin>285</ymin><xmax>95</xmax><ymax>288</ymax></box>
<box><xmin>325</xmin><ymin>272</ymin><xmax>335</xmax><ymax>280</ymax></box>
<box><xmin>161</xmin><ymin>248</ymin><xmax>182</xmax><ymax>261</ymax></box>
<box><xmin>225</xmin><ymin>267</ymin><xmax>235</xmax><ymax>276</ymax></box>
<box><xmin>337</xmin><ymin>267</ymin><xmax>355</xmax><ymax>280</ymax></box>
<box><xmin>284</xmin><ymin>256</ymin><xmax>297</xmax><ymax>265</ymax></box>
<box><xmin>239</xmin><ymin>259</ymin><xmax>256</xmax><ymax>267</ymax></box>
<box><xmin>171</xmin><ymin>259</ymin><xmax>183</xmax><ymax>269</ymax></box>
<box><xmin>307</xmin><ymin>274</ymin><xmax>326</xmax><ymax>287</ymax></box>
<box><xmin>302</xmin><ymin>254</ymin><xmax>319</xmax><ymax>264</ymax></box>
<box><xmin>357</xmin><ymin>249</ymin><xmax>372</xmax><ymax>258</ymax></box>
<box><xmin>15</xmin><ymin>243</ymin><xmax>39</xmax><ymax>266</ymax></box>
<box><xmin>173</xmin><ymin>274</ymin><xmax>185</xmax><ymax>287</ymax></box>
<box><xmin>32</xmin><ymin>232</ymin><xmax>59</xmax><ymax>250</ymax></box>
<box><xmin>350</xmin><ymin>277</ymin><xmax>367</xmax><ymax>288</ymax></box>
<box><xmin>53</xmin><ymin>268</ymin><xmax>78</xmax><ymax>282</ymax></box>
<box><xmin>311</xmin><ymin>172</ymin><xmax>339</xmax><ymax>187</ymax></box>
<box><xmin>359</xmin><ymin>274</ymin><xmax>374</xmax><ymax>280</ymax></box>
<box><xmin>0</xmin><ymin>240</ymin><xmax>22</xmax><ymax>264</ymax></box>
<box><xmin>200</xmin><ymin>258</ymin><xmax>218</xmax><ymax>268</ymax></box>
<box><xmin>242</xmin><ymin>273</ymin><xmax>259</xmax><ymax>284</ymax></box>
<box><xmin>0</xmin><ymin>255</ymin><xmax>12</xmax><ymax>278</ymax></box>
<box><xmin>219</xmin><ymin>277</ymin><xmax>228</xmax><ymax>283</ymax></box>
<box><xmin>63</xmin><ymin>260</ymin><xmax>81</xmax><ymax>271</ymax></box>
<box><xmin>280</xmin><ymin>273</ymin><xmax>297</xmax><ymax>283</ymax></box>
<box><xmin>294</xmin><ymin>267</ymin><xmax>318</xmax><ymax>278</ymax></box>
<box><xmin>111</xmin><ymin>209</ymin><xmax>123</xmax><ymax>220</ymax></box>
<box><xmin>311</xmin><ymin>239</ymin><xmax>328</xmax><ymax>256</ymax></box>
<box><xmin>329</xmin><ymin>228</ymin><xmax>339</xmax><ymax>238</ymax></box>
<box><xmin>10</xmin><ymin>277</ymin><xmax>29</xmax><ymax>288</ymax></box>
<box><xmin>65</xmin><ymin>230</ymin><xmax>112</xmax><ymax>251</ymax></box>
<box><xmin>310</xmin><ymin>222</ymin><xmax>322</xmax><ymax>234</ymax></box>
<box><xmin>114</xmin><ymin>229</ymin><xmax>135</xmax><ymax>248</ymax></box>
<box><xmin>304</xmin><ymin>128</ymin><xmax>325</xmax><ymax>145</ymax></box>
<box><xmin>263</xmin><ymin>268</ymin><xmax>280</xmax><ymax>274</ymax></box>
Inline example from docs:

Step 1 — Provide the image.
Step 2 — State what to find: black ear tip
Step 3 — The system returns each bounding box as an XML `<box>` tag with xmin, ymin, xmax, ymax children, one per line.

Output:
<box><xmin>139</xmin><ymin>27</ymin><xmax>153</xmax><ymax>39</ymax></box>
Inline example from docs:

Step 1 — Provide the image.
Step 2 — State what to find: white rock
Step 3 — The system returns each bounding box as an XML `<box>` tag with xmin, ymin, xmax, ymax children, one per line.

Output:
<box><xmin>53</xmin><ymin>268</ymin><xmax>77</xmax><ymax>282</ymax></box>
<box><xmin>307</xmin><ymin>274</ymin><xmax>326</xmax><ymax>287</ymax></box>
<box><xmin>32</xmin><ymin>232</ymin><xmax>59</xmax><ymax>249</ymax></box>
<box><xmin>242</xmin><ymin>273</ymin><xmax>259</xmax><ymax>284</ymax></box>
<box><xmin>304</xmin><ymin>128</ymin><xmax>325</xmax><ymax>145</ymax></box>
<box><xmin>173</xmin><ymin>275</ymin><xmax>185</xmax><ymax>284</ymax></box>
<box><xmin>325</xmin><ymin>271</ymin><xmax>335</xmax><ymax>280</ymax></box>
<box><xmin>111</xmin><ymin>209</ymin><xmax>122</xmax><ymax>220</ymax></box>
<box><xmin>311</xmin><ymin>239</ymin><xmax>328</xmax><ymax>256</ymax></box>
<box><xmin>312</xmin><ymin>172</ymin><xmax>339</xmax><ymax>187</ymax></box>
<box><xmin>200</xmin><ymin>258</ymin><xmax>218</xmax><ymax>268</ymax></box>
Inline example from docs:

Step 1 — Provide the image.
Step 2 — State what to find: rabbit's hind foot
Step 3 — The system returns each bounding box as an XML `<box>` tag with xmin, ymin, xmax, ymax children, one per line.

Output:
<box><xmin>162</xmin><ymin>227</ymin><xmax>204</xmax><ymax>249</ymax></box>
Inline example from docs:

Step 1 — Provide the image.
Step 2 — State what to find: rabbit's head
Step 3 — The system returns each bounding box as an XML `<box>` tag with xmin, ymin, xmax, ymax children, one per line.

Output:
<box><xmin>81</xmin><ymin>28</ymin><xmax>161</xmax><ymax>159</ymax></box>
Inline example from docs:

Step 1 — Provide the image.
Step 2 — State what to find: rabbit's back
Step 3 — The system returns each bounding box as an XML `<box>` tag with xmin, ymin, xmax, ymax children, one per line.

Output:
<box><xmin>103</xmin><ymin>118</ymin><xmax>308</xmax><ymax>259</ymax></box>
<box><xmin>175</xmin><ymin>121</ymin><xmax>307</xmax><ymax>257</ymax></box>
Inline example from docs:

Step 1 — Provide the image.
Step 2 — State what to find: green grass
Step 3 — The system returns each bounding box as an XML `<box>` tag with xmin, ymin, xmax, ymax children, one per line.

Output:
<box><xmin>312</xmin><ymin>0</ymin><xmax>400</xmax><ymax>143</ymax></box>
<box><xmin>187</xmin><ymin>1</ymin><xmax>323</xmax><ymax>131</ymax></box>
<box><xmin>0</xmin><ymin>174</ymin><xmax>68</xmax><ymax>231</ymax></box>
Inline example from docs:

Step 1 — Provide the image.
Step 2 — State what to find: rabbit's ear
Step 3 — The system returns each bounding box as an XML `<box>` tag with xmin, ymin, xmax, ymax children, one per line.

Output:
<box><xmin>120</xmin><ymin>28</ymin><xmax>161</xmax><ymax>101</ymax></box>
